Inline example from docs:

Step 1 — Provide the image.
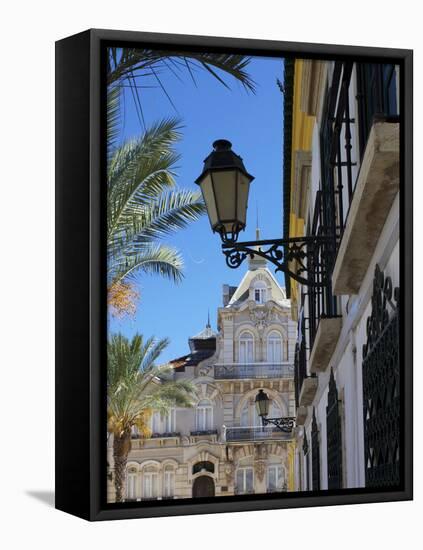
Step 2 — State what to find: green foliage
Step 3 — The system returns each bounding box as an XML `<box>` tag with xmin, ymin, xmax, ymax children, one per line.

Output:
<box><xmin>107</xmin><ymin>48</ymin><xmax>256</xmax><ymax>93</ymax></box>
<box><xmin>106</xmin><ymin>48</ymin><xmax>255</xmax><ymax>303</ymax></box>
<box><xmin>107</xmin><ymin>114</ymin><xmax>206</xmax><ymax>288</ymax></box>
<box><xmin>107</xmin><ymin>333</ymin><xmax>196</xmax><ymax>438</ymax></box>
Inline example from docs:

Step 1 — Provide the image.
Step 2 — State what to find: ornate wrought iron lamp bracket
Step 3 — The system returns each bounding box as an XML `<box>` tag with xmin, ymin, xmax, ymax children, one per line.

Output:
<box><xmin>222</xmin><ymin>235</ymin><xmax>333</xmax><ymax>288</ymax></box>
<box><xmin>261</xmin><ymin>416</ymin><xmax>296</xmax><ymax>433</ymax></box>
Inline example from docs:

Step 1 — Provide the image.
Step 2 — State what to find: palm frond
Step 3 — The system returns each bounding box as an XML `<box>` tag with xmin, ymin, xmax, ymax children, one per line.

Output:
<box><xmin>107</xmin><ymin>48</ymin><xmax>256</xmax><ymax>93</ymax></box>
<box><xmin>133</xmin><ymin>190</ymin><xmax>206</xmax><ymax>243</ymax></box>
<box><xmin>107</xmin><ymin>333</ymin><xmax>196</xmax><ymax>436</ymax></box>
<box><xmin>108</xmin><ymin>243</ymin><xmax>184</xmax><ymax>287</ymax></box>
<box><xmin>107</xmin><ymin>86</ymin><xmax>121</xmax><ymax>157</ymax></box>
<box><xmin>107</xmin><ymin>118</ymin><xmax>182</xmax><ymax>241</ymax></box>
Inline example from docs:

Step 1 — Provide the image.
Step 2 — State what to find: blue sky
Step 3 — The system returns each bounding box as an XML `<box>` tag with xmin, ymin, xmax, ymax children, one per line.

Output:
<box><xmin>109</xmin><ymin>53</ymin><xmax>285</xmax><ymax>363</ymax></box>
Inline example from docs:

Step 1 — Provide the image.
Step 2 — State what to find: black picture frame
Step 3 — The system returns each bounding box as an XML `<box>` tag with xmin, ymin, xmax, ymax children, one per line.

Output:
<box><xmin>55</xmin><ymin>28</ymin><xmax>413</xmax><ymax>521</ymax></box>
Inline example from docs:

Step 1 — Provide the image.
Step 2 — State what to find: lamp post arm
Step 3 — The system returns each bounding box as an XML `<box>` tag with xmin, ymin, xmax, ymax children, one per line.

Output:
<box><xmin>261</xmin><ymin>416</ymin><xmax>296</xmax><ymax>433</ymax></box>
<box><xmin>222</xmin><ymin>235</ymin><xmax>334</xmax><ymax>288</ymax></box>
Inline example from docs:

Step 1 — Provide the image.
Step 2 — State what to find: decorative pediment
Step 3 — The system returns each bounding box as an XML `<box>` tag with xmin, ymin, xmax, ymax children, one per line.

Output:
<box><xmin>248</xmin><ymin>303</ymin><xmax>272</xmax><ymax>335</ymax></box>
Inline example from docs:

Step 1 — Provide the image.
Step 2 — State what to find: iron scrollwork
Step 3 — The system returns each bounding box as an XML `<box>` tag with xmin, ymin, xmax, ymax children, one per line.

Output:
<box><xmin>222</xmin><ymin>236</ymin><xmax>333</xmax><ymax>287</ymax></box>
<box><xmin>362</xmin><ymin>264</ymin><xmax>400</xmax><ymax>488</ymax></box>
<box><xmin>262</xmin><ymin>416</ymin><xmax>296</xmax><ymax>433</ymax></box>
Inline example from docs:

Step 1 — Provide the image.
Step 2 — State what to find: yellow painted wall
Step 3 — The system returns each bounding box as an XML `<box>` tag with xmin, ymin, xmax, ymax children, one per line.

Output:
<box><xmin>287</xmin><ymin>441</ymin><xmax>296</xmax><ymax>491</ymax></box>
<box><xmin>288</xmin><ymin>60</ymin><xmax>315</xmax><ymax>314</ymax></box>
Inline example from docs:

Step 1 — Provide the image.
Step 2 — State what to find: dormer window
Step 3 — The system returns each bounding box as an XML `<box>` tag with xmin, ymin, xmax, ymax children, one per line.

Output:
<box><xmin>253</xmin><ymin>281</ymin><xmax>267</xmax><ymax>304</ymax></box>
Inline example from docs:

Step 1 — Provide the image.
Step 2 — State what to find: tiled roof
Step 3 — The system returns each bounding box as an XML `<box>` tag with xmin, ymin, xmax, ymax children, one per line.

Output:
<box><xmin>169</xmin><ymin>325</ymin><xmax>217</xmax><ymax>371</ymax></box>
<box><xmin>170</xmin><ymin>347</ymin><xmax>216</xmax><ymax>371</ymax></box>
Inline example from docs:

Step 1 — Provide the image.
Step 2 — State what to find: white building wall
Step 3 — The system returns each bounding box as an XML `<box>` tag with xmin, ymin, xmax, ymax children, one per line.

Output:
<box><xmin>292</xmin><ymin>59</ymin><xmax>400</xmax><ymax>492</ymax></box>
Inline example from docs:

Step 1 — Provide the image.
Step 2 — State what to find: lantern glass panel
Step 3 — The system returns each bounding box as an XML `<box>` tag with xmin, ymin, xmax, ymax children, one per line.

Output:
<box><xmin>236</xmin><ymin>172</ymin><xmax>252</xmax><ymax>227</ymax></box>
<box><xmin>211</xmin><ymin>169</ymin><xmax>238</xmax><ymax>230</ymax></box>
<box><xmin>199</xmin><ymin>173</ymin><xmax>218</xmax><ymax>229</ymax></box>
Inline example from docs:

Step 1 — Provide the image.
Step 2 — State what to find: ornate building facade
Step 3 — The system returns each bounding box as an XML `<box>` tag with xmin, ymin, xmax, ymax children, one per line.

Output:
<box><xmin>107</xmin><ymin>252</ymin><xmax>297</xmax><ymax>502</ymax></box>
<box><xmin>283</xmin><ymin>58</ymin><xmax>400</xmax><ymax>491</ymax></box>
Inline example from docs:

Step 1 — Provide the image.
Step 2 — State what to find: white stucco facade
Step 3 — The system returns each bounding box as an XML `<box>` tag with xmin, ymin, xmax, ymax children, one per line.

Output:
<box><xmin>290</xmin><ymin>59</ymin><xmax>400</xmax><ymax>492</ymax></box>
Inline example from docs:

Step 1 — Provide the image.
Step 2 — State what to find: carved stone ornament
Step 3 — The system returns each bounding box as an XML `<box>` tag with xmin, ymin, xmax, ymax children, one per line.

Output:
<box><xmin>197</xmin><ymin>365</ymin><xmax>213</xmax><ymax>377</ymax></box>
<box><xmin>255</xmin><ymin>460</ymin><xmax>266</xmax><ymax>482</ymax></box>
<box><xmin>224</xmin><ymin>462</ymin><xmax>235</xmax><ymax>484</ymax></box>
<box><xmin>248</xmin><ymin>302</ymin><xmax>272</xmax><ymax>336</ymax></box>
<box><xmin>254</xmin><ymin>442</ymin><xmax>268</xmax><ymax>460</ymax></box>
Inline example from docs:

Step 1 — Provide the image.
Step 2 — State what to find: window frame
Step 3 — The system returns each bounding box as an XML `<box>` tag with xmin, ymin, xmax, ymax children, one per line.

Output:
<box><xmin>239</xmin><ymin>331</ymin><xmax>254</xmax><ymax>363</ymax></box>
<box><xmin>196</xmin><ymin>399</ymin><xmax>213</xmax><ymax>431</ymax></box>
<box><xmin>267</xmin><ymin>464</ymin><xmax>285</xmax><ymax>492</ymax></box>
<box><xmin>236</xmin><ymin>466</ymin><xmax>254</xmax><ymax>494</ymax></box>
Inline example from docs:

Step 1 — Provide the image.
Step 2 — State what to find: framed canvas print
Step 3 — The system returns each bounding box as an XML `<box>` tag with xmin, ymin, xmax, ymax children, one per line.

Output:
<box><xmin>55</xmin><ymin>29</ymin><xmax>413</xmax><ymax>521</ymax></box>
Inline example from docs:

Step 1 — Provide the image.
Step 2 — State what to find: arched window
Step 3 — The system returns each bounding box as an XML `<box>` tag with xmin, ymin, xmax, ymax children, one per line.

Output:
<box><xmin>163</xmin><ymin>408</ymin><xmax>176</xmax><ymax>433</ymax></box>
<box><xmin>241</xmin><ymin>402</ymin><xmax>249</xmax><ymax>426</ymax></box>
<box><xmin>236</xmin><ymin>467</ymin><xmax>254</xmax><ymax>494</ymax></box>
<box><xmin>241</xmin><ymin>396</ymin><xmax>285</xmax><ymax>428</ymax></box>
<box><xmin>149</xmin><ymin>408</ymin><xmax>176</xmax><ymax>434</ymax></box>
<box><xmin>126</xmin><ymin>467</ymin><xmax>138</xmax><ymax>500</ymax></box>
<box><xmin>239</xmin><ymin>400</ymin><xmax>278</xmax><ymax>427</ymax></box>
<box><xmin>267</xmin><ymin>464</ymin><xmax>285</xmax><ymax>492</ymax></box>
<box><xmin>150</xmin><ymin>411</ymin><xmax>161</xmax><ymax>434</ymax></box>
<box><xmin>271</xmin><ymin>401</ymin><xmax>283</xmax><ymax>418</ymax></box>
<box><xmin>142</xmin><ymin>466</ymin><xmax>158</xmax><ymax>500</ymax></box>
<box><xmin>267</xmin><ymin>331</ymin><xmax>283</xmax><ymax>362</ymax></box>
<box><xmin>253</xmin><ymin>280</ymin><xmax>267</xmax><ymax>304</ymax></box>
<box><xmin>239</xmin><ymin>331</ymin><xmax>254</xmax><ymax>363</ymax></box>
<box><xmin>163</xmin><ymin>466</ymin><xmax>175</xmax><ymax>498</ymax></box>
<box><xmin>196</xmin><ymin>399</ymin><xmax>213</xmax><ymax>431</ymax></box>
<box><xmin>193</xmin><ymin>461</ymin><xmax>215</xmax><ymax>475</ymax></box>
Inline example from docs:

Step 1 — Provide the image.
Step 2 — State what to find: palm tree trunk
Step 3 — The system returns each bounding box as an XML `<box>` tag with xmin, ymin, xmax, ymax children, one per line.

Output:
<box><xmin>113</xmin><ymin>431</ymin><xmax>131</xmax><ymax>503</ymax></box>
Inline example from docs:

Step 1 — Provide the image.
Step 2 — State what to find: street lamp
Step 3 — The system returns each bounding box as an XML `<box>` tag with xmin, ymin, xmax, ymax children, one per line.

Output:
<box><xmin>255</xmin><ymin>389</ymin><xmax>295</xmax><ymax>433</ymax></box>
<box><xmin>196</xmin><ymin>140</ymin><xmax>333</xmax><ymax>287</ymax></box>
<box><xmin>195</xmin><ymin>139</ymin><xmax>254</xmax><ymax>244</ymax></box>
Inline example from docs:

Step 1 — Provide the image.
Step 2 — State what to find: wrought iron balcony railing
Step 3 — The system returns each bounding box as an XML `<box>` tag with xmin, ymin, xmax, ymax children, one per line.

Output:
<box><xmin>131</xmin><ymin>432</ymin><xmax>180</xmax><ymax>440</ymax></box>
<box><xmin>321</xmin><ymin>61</ymin><xmax>399</xmax><ymax>246</ymax></box>
<box><xmin>303</xmin><ymin>191</ymin><xmax>340</xmax><ymax>352</ymax></box>
<box><xmin>190</xmin><ymin>429</ymin><xmax>218</xmax><ymax>436</ymax></box>
<box><xmin>224</xmin><ymin>426</ymin><xmax>293</xmax><ymax>442</ymax></box>
<box><xmin>214</xmin><ymin>363</ymin><xmax>294</xmax><ymax>380</ymax></box>
<box><xmin>302</xmin><ymin>61</ymin><xmax>398</xmax><ymax>354</ymax></box>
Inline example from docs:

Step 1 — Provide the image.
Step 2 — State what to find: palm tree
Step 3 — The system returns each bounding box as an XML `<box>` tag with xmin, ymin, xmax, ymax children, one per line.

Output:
<box><xmin>107</xmin><ymin>333</ymin><xmax>196</xmax><ymax>502</ymax></box>
<box><xmin>107</xmin><ymin>49</ymin><xmax>255</xmax><ymax>131</ymax></box>
<box><xmin>107</xmin><ymin>47</ymin><xmax>256</xmax><ymax>91</ymax></box>
<box><xmin>106</xmin><ymin>49</ymin><xmax>255</xmax><ymax>316</ymax></box>
<box><xmin>107</xmin><ymin>108</ymin><xmax>206</xmax><ymax>315</ymax></box>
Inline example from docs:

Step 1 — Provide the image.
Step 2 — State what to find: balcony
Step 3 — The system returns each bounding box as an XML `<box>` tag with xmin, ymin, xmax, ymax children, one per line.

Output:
<box><xmin>309</xmin><ymin>317</ymin><xmax>343</xmax><ymax>373</ymax></box>
<box><xmin>294</xmin><ymin>316</ymin><xmax>319</xmax><ymax>407</ymax></box>
<box><xmin>224</xmin><ymin>426</ymin><xmax>293</xmax><ymax>443</ymax></box>
<box><xmin>189</xmin><ymin>429</ymin><xmax>219</xmax><ymax>443</ymax></box>
<box><xmin>303</xmin><ymin>191</ymin><xmax>342</xmax><ymax>374</ymax></box>
<box><xmin>332</xmin><ymin>119</ymin><xmax>399</xmax><ymax>295</ymax></box>
<box><xmin>190</xmin><ymin>429</ymin><xmax>218</xmax><ymax>436</ymax></box>
<box><xmin>296</xmin><ymin>406</ymin><xmax>308</xmax><ymax>426</ymax></box>
<box><xmin>319</xmin><ymin>62</ymin><xmax>399</xmax><ymax>295</ymax></box>
<box><xmin>131</xmin><ymin>432</ymin><xmax>181</xmax><ymax>440</ymax></box>
<box><xmin>214</xmin><ymin>363</ymin><xmax>294</xmax><ymax>380</ymax></box>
